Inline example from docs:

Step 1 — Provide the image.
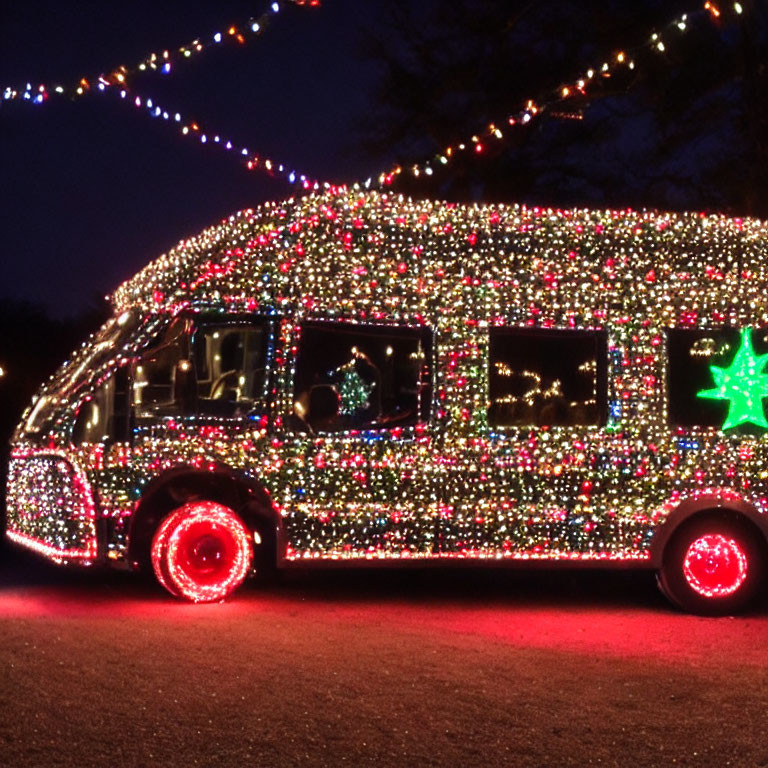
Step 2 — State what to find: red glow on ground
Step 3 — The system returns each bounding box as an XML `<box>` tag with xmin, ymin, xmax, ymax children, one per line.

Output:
<box><xmin>0</xmin><ymin>565</ymin><xmax>766</xmax><ymax>667</ymax></box>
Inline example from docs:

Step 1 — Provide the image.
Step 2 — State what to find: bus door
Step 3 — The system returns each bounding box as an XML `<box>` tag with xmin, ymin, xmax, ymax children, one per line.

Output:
<box><xmin>278</xmin><ymin>319</ymin><xmax>439</xmax><ymax>559</ymax></box>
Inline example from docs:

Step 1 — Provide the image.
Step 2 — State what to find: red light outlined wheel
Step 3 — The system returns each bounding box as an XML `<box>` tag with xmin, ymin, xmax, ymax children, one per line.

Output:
<box><xmin>657</xmin><ymin>515</ymin><xmax>765</xmax><ymax>616</ymax></box>
<box><xmin>151</xmin><ymin>501</ymin><xmax>253</xmax><ymax>602</ymax></box>
<box><xmin>151</xmin><ymin>511</ymin><xmax>183</xmax><ymax>598</ymax></box>
<box><xmin>682</xmin><ymin>534</ymin><xmax>748</xmax><ymax>598</ymax></box>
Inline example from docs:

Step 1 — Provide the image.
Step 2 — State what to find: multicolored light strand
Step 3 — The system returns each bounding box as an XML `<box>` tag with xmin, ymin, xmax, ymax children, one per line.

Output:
<box><xmin>2</xmin><ymin>0</ymin><xmax>326</xmax><ymax>188</ymax></box>
<box><xmin>1</xmin><ymin>1</ymin><xmax>318</xmax><ymax>105</ymax></box>
<box><xmin>116</xmin><ymin>88</ymin><xmax>324</xmax><ymax>190</ymax></box>
<box><xmin>0</xmin><ymin>0</ymin><xmax>750</xmax><ymax>191</ymax></box>
<box><xmin>374</xmin><ymin>1</ymin><xmax>747</xmax><ymax>188</ymax></box>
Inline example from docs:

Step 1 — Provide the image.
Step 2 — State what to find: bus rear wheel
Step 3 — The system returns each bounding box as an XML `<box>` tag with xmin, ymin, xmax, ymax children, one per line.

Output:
<box><xmin>657</xmin><ymin>516</ymin><xmax>765</xmax><ymax>616</ymax></box>
<box><xmin>151</xmin><ymin>501</ymin><xmax>253</xmax><ymax>602</ymax></box>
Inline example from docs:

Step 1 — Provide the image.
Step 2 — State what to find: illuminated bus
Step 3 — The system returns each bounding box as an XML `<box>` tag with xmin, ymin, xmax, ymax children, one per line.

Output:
<box><xmin>6</xmin><ymin>189</ymin><xmax>768</xmax><ymax>613</ymax></box>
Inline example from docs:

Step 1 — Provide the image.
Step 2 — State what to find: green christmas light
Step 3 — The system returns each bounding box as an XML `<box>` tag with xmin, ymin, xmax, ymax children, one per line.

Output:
<box><xmin>697</xmin><ymin>328</ymin><xmax>768</xmax><ymax>431</ymax></box>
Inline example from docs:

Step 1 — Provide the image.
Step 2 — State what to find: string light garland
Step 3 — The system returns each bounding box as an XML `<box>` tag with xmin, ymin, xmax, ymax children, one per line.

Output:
<box><xmin>0</xmin><ymin>0</ymin><xmax>750</xmax><ymax>191</ymax></box>
<box><xmin>7</xmin><ymin>190</ymin><xmax>768</xmax><ymax>583</ymax></box>
<box><xmin>1</xmin><ymin>0</ymin><xmax>326</xmax><ymax>189</ymax></box>
<box><xmin>1</xmin><ymin>1</ymin><xmax>318</xmax><ymax>105</ymax></box>
<box><xmin>115</xmin><ymin>87</ymin><xmax>324</xmax><ymax>190</ymax></box>
<box><xmin>373</xmin><ymin>0</ymin><xmax>748</xmax><ymax>188</ymax></box>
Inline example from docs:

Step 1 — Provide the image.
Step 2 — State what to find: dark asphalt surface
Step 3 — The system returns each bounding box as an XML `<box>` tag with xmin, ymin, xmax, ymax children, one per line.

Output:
<box><xmin>1</xmin><ymin>544</ymin><xmax>767</xmax><ymax>767</ymax></box>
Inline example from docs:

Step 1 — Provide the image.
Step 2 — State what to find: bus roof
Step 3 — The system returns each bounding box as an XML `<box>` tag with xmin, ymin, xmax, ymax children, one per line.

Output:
<box><xmin>111</xmin><ymin>189</ymin><xmax>768</xmax><ymax>327</ymax></box>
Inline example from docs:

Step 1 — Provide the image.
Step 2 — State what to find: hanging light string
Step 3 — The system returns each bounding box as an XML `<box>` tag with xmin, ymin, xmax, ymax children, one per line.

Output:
<box><xmin>0</xmin><ymin>0</ymin><xmax>747</xmax><ymax>190</ymax></box>
<box><xmin>115</xmin><ymin>87</ymin><xmax>327</xmax><ymax>191</ymax></box>
<box><xmin>372</xmin><ymin>1</ymin><xmax>747</xmax><ymax>189</ymax></box>
<box><xmin>107</xmin><ymin>0</ymin><xmax>326</xmax><ymax>191</ymax></box>
<box><xmin>1</xmin><ymin>0</ymin><xmax>328</xmax><ymax>189</ymax></box>
<box><xmin>1</xmin><ymin>1</ymin><xmax>318</xmax><ymax>105</ymax></box>
<box><xmin>116</xmin><ymin>0</ymin><xmax>745</xmax><ymax>207</ymax></box>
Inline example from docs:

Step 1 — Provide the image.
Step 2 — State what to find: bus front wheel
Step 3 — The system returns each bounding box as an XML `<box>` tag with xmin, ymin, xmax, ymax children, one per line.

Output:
<box><xmin>151</xmin><ymin>501</ymin><xmax>253</xmax><ymax>602</ymax></box>
<box><xmin>657</xmin><ymin>516</ymin><xmax>765</xmax><ymax>616</ymax></box>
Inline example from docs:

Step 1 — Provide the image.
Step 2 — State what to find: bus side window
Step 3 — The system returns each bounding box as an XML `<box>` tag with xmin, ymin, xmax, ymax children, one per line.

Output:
<box><xmin>72</xmin><ymin>376</ymin><xmax>115</xmax><ymax>445</ymax></box>
<box><xmin>488</xmin><ymin>327</ymin><xmax>607</xmax><ymax>428</ymax></box>
<box><xmin>72</xmin><ymin>366</ymin><xmax>130</xmax><ymax>445</ymax></box>
<box><xmin>193</xmin><ymin>321</ymin><xmax>268</xmax><ymax>417</ymax></box>
<box><xmin>293</xmin><ymin>321</ymin><xmax>432</xmax><ymax>433</ymax></box>
<box><xmin>133</xmin><ymin>317</ymin><xmax>191</xmax><ymax>419</ymax></box>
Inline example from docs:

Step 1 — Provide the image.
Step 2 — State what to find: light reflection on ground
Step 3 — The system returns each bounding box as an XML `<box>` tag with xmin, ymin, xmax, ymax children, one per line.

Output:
<box><xmin>2</xmin><ymin>546</ymin><xmax>766</xmax><ymax>667</ymax></box>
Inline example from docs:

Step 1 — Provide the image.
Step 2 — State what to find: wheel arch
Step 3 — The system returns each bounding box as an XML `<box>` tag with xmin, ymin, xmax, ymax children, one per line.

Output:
<box><xmin>649</xmin><ymin>492</ymin><xmax>768</xmax><ymax>568</ymax></box>
<box><xmin>127</xmin><ymin>462</ymin><xmax>285</xmax><ymax>571</ymax></box>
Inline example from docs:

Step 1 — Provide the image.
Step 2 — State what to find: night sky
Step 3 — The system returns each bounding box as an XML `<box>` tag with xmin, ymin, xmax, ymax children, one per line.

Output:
<box><xmin>0</xmin><ymin>0</ymin><xmax>389</xmax><ymax>317</ymax></box>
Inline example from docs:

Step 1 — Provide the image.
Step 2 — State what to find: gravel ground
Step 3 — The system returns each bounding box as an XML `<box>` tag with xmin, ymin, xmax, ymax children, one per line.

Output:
<box><xmin>1</xmin><ymin>546</ymin><xmax>766</xmax><ymax>767</ymax></box>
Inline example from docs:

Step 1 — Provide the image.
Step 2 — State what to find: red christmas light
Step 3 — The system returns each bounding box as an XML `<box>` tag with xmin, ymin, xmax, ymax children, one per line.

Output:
<box><xmin>682</xmin><ymin>534</ymin><xmax>748</xmax><ymax>597</ymax></box>
<box><xmin>151</xmin><ymin>502</ymin><xmax>253</xmax><ymax>602</ymax></box>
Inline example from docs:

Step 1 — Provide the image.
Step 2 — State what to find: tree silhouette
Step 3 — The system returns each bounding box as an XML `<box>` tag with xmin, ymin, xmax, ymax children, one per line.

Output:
<box><xmin>357</xmin><ymin>0</ymin><xmax>768</xmax><ymax>216</ymax></box>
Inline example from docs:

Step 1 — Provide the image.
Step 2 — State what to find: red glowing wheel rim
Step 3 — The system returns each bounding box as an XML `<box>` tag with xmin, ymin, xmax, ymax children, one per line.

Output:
<box><xmin>151</xmin><ymin>511</ymin><xmax>183</xmax><ymax>597</ymax></box>
<box><xmin>682</xmin><ymin>534</ymin><xmax>748</xmax><ymax>598</ymax></box>
<box><xmin>152</xmin><ymin>502</ymin><xmax>253</xmax><ymax>602</ymax></box>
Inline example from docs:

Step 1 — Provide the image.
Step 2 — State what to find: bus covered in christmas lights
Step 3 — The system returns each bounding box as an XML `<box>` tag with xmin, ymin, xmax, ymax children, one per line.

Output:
<box><xmin>6</xmin><ymin>190</ymin><xmax>768</xmax><ymax>613</ymax></box>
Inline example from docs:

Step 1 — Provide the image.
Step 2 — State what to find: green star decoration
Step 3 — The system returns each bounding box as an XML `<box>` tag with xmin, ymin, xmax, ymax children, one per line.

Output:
<box><xmin>697</xmin><ymin>328</ymin><xmax>768</xmax><ymax>431</ymax></box>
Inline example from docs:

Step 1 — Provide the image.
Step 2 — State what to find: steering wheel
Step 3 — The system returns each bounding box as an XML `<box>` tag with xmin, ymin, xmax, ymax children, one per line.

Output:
<box><xmin>210</xmin><ymin>370</ymin><xmax>239</xmax><ymax>399</ymax></box>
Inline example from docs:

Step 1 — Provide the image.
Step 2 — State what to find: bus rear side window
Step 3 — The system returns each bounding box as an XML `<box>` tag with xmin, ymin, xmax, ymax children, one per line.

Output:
<box><xmin>488</xmin><ymin>327</ymin><xmax>607</xmax><ymax>427</ymax></box>
<box><xmin>666</xmin><ymin>327</ymin><xmax>768</xmax><ymax>427</ymax></box>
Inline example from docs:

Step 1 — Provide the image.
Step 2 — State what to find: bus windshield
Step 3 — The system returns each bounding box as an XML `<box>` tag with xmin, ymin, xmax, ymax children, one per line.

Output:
<box><xmin>24</xmin><ymin>311</ymin><xmax>140</xmax><ymax>434</ymax></box>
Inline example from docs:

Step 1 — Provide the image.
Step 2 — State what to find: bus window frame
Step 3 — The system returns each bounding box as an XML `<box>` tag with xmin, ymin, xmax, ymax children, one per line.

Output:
<box><xmin>70</xmin><ymin>363</ymin><xmax>132</xmax><ymax>446</ymax></box>
<box><xmin>189</xmin><ymin>313</ymin><xmax>275</xmax><ymax>420</ymax></box>
<box><xmin>289</xmin><ymin>318</ymin><xmax>435</xmax><ymax>436</ymax></box>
